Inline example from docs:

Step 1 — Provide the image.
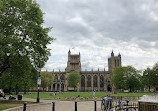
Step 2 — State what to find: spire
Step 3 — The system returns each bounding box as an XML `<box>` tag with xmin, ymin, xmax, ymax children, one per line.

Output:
<box><xmin>111</xmin><ymin>50</ymin><xmax>114</xmax><ymax>56</ymax></box>
<box><xmin>68</xmin><ymin>49</ymin><xmax>71</xmax><ymax>55</ymax></box>
<box><xmin>118</xmin><ymin>52</ymin><xmax>121</xmax><ymax>57</ymax></box>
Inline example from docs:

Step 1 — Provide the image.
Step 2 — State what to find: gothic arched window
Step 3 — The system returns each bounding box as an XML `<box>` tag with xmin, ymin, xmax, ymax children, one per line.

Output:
<box><xmin>60</xmin><ymin>75</ymin><xmax>65</xmax><ymax>81</ymax></box>
<box><xmin>87</xmin><ymin>75</ymin><xmax>91</xmax><ymax>87</ymax></box>
<box><xmin>100</xmin><ymin>75</ymin><xmax>104</xmax><ymax>87</ymax></box>
<box><xmin>55</xmin><ymin>75</ymin><xmax>58</xmax><ymax>81</ymax></box>
<box><xmin>93</xmin><ymin>75</ymin><xmax>97</xmax><ymax>87</ymax></box>
<box><xmin>81</xmin><ymin>75</ymin><xmax>85</xmax><ymax>87</ymax></box>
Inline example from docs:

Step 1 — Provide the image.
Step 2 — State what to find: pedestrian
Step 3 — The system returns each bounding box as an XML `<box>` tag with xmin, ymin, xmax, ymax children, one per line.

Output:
<box><xmin>93</xmin><ymin>90</ymin><xmax>95</xmax><ymax>96</ymax></box>
<box><xmin>53</xmin><ymin>92</ymin><xmax>56</xmax><ymax>96</ymax></box>
<box><xmin>153</xmin><ymin>89</ymin><xmax>155</xmax><ymax>95</ymax></box>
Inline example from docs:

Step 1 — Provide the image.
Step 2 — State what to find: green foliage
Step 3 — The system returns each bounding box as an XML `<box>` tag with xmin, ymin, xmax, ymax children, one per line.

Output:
<box><xmin>152</xmin><ymin>62</ymin><xmax>158</xmax><ymax>88</ymax></box>
<box><xmin>0</xmin><ymin>56</ymin><xmax>38</xmax><ymax>93</ymax></box>
<box><xmin>142</xmin><ymin>63</ymin><xmax>158</xmax><ymax>90</ymax></box>
<box><xmin>0</xmin><ymin>0</ymin><xmax>54</xmax><ymax>75</ymax></box>
<box><xmin>124</xmin><ymin>66</ymin><xmax>142</xmax><ymax>92</ymax></box>
<box><xmin>111</xmin><ymin>66</ymin><xmax>141</xmax><ymax>92</ymax></box>
<box><xmin>41</xmin><ymin>71</ymin><xmax>53</xmax><ymax>91</ymax></box>
<box><xmin>142</xmin><ymin>68</ymin><xmax>153</xmax><ymax>91</ymax></box>
<box><xmin>67</xmin><ymin>72</ymin><xmax>81</xmax><ymax>90</ymax></box>
<box><xmin>153</xmin><ymin>62</ymin><xmax>158</xmax><ymax>71</ymax></box>
<box><xmin>111</xmin><ymin>67</ymin><xmax>126</xmax><ymax>89</ymax></box>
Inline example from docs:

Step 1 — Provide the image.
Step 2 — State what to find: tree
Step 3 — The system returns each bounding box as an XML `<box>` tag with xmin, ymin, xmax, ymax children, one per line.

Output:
<box><xmin>111</xmin><ymin>66</ymin><xmax>141</xmax><ymax>92</ymax></box>
<box><xmin>0</xmin><ymin>0</ymin><xmax>54</xmax><ymax>76</ymax></box>
<box><xmin>151</xmin><ymin>62</ymin><xmax>158</xmax><ymax>89</ymax></box>
<box><xmin>142</xmin><ymin>68</ymin><xmax>154</xmax><ymax>92</ymax></box>
<box><xmin>0</xmin><ymin>56</ymin><xmax>38</xmax><ymax>94</ymax></box>
<box><xmin>142</xmin><ymin>63</ymin><xmax>158</xmax><ymax>91</ymax></box>
<box><xmin>111</xmin><ymin>67</ymin><xmax>126</xmax><ymax>90</ymax></box>
<box><xmin>67</xmin><ymin>72</ymin><xmax>81</xmax><ymax>91</ymax></box>
<box><xmin>124</xmin><ymin>66</ymin><xmax>141</xmax><ymax>92</ymax></box>
<box><xmin>41</xmin><ymin>71</ymin><xmax>53</xmax><ymax>91</ymax></box>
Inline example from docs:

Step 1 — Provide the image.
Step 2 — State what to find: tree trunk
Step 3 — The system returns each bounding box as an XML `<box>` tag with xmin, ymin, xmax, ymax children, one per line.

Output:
<box><xmin>149</xmin><ymin>86</ymin><xmax>150</xmax><ymax>92</ymax></box>
<box><xmin>9</xmin><ymin>86</ymin><xmax>12</xmax><ymax>94</ymax></box>
<box><xmin>15</xmin><ymin>85</ymin><xmax>19</xmax><ymax>94</ymax></box>
<box><xmin>74</xmin><ymin>87</ymin><xmax>76</xmax><ymax>92</ymax></box>
<box><xmin>129</xmin><ymin>87</ymin><xmax>132</xmax><ymax>92</ymax></box>
<box><xmin>43</xmin><ymin>88</ymin><xmax>45</xmax><ymax>92</ymax></box>
<box><xmin>24</xmin><ymin>84</ymin><xmax>27</xmax><ymax>94</ymax></box>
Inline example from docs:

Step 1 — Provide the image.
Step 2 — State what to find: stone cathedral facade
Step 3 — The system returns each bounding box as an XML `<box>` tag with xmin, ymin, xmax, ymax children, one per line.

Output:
<box><xmin>50</xmin><ymin>50</ymin><xmax>121</xmax><ymax>92</ymax></box>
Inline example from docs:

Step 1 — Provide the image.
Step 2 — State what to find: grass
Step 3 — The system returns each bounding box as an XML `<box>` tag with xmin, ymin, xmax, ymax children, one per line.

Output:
<box><xmin>12</xmin><ymin>92</ymin><xmax>157</xmax><ymax>99</ymax></box>
<box><xmin>0</xmin><ymin>106</ymin><xmax>15</xmax><ymax>111</ymax></box>
<box><xmin>0</xmin><ymin>99</ymin><xmax>37</xmax><ymax>111</ymax></box>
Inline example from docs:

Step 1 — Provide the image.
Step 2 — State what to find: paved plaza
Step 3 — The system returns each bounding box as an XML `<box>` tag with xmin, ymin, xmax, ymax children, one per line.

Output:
<box><xmin>4</xmin><ymin>98</ymin><xmax>102</xmax><ymax>111</ymax></box>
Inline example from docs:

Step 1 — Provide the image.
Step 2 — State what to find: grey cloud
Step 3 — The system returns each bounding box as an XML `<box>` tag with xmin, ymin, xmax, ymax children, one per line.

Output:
<box><xmin>37</xmin><ymin>0</ymin><xmax>158</xmax><ymax>71</ymax></box>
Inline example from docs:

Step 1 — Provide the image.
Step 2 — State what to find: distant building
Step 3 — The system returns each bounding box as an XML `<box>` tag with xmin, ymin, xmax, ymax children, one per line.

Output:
<box><xmin>49</xmin><ymin>50</ymin><xmax>121</xmax><ymax>92</ymax></box>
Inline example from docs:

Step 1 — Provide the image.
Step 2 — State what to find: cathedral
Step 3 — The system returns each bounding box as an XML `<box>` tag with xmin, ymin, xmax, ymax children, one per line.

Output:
<box><xmin>50</xmin><ymin>50</ymin><xmax>121</xmax><ymax>92</ymax></box>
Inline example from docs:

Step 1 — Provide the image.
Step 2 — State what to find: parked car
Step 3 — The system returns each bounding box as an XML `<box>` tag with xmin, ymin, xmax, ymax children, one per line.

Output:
<box><xmin>0</xmin><ymin>89</ymin><xmax>6</xmax><ymax>99</ymax></box>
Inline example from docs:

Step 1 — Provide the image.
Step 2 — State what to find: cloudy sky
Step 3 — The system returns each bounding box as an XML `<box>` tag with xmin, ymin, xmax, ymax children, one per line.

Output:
<box><xmin>37</xmin><ymin>0</ymin><xmax>158</xmax><ymax>72</ymax></box>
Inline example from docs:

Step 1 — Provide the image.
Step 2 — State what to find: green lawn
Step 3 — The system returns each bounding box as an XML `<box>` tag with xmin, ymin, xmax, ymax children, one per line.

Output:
<box><xmin>0</xmin><ymin>99</ymin><xmax>37</xmax><ymax>111</ymax></box>
<box><xmin>0</xmin><ymin>106</ymin><xmax>15</xmax><ymax>111</ymax></box>
<box><xmin>17</xmin><ymin>92</ymin><xmax>156</xmax><ymax>99</ymax></box>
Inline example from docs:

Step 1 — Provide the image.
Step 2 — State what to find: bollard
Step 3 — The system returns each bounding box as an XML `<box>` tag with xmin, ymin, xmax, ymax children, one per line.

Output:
<box><xmin>126</xmin><ymin>100</ymin><xmax>129</xmax><ymax>111</ymax></box>
<box><xmin>94</xmin><ymin>100</ymin><xmax>97</xmax><ymax>111</ymax></box>
<box><xmin>52</xmin><ymin>102</ymin><xmax>55</xmax><ymax>111</ymax></box>
<box><xmin>23</xmin><ymin>102</ymin><xmax>27</xmax><ymax>111</ymax></box>
<box><xmin>101</xmin><ymin>99</ymin><xmax>104</xmax><ymax>110</ymax></box>
<box><xmin>75</xmin><ymin>101</ymin><xmax>77</xmax><ymax>111</ymax></box>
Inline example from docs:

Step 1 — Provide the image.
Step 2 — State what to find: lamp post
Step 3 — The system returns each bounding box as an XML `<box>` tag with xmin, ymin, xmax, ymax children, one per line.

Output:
<box><xmin>37</xmin><ymin>67</ymin><xmax>41</xmax><ymax>103</ymax></box>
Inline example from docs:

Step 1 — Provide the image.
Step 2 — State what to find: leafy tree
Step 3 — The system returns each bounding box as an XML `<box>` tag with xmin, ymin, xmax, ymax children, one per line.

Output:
<box><xmin>111</xmin><ymin>66</ymin><xmax>141</xmax><ymax>92</ymax></box>
<box><xmin>0</xmin><ymin>0</ymin><xmax>54</xmax><ymax>76</ymax></box>
<box><xmin>67</xmin><ymin>72</ymin><xmax>81</xmax><ymax>91</ymax></box>
<box><xmin>142</xmin><ymin>68</ymin><xmax>154</xmax><ymax>92</ymax></box>
<box><xmin>151</xmin><ymin>62</ymin><xmax>158</xmax><ymax>89</ymax></box>
<box><xmin>41</xmin><ymin>71</ymin><xmax>53</xmax><ymax>91</ymax></box>
<box><xmin>0</xmin><ymin>56</ymin><xmax>38</xmax><ymax>94</ymax></box>
<box><xmin>124</xmin><ymin>66</ymin><xmax>141</xmax><ymax>92</ymax></box>
<box><xmin>142</xmin><ymin>63</ymin><xmax>158</xmax><ymax>91</ymax></box>
<box><xmin>111</xmin><ymin>67</ymin><xmax>126</xmax><ymax>90</ymax></box>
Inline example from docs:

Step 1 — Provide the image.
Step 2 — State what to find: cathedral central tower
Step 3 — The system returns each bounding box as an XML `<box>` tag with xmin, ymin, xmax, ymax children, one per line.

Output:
<box><xmin>66</xmin><ymin>49</ymin><xmax>81</xmax><ymax>72</ymax></box>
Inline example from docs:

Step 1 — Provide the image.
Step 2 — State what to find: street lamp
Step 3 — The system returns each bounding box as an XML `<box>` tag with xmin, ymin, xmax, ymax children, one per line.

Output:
<box><xmin>37</xmin><ymin>67</ymin><xmax>41</xmax><ymax>103</ymax></box>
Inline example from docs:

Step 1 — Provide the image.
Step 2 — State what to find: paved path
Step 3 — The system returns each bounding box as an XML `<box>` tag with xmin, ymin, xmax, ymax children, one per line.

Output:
<box><xmin>5</xmin><ymin>98</ymin><xmax>102</xmax><ymax>111</ymax></box>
